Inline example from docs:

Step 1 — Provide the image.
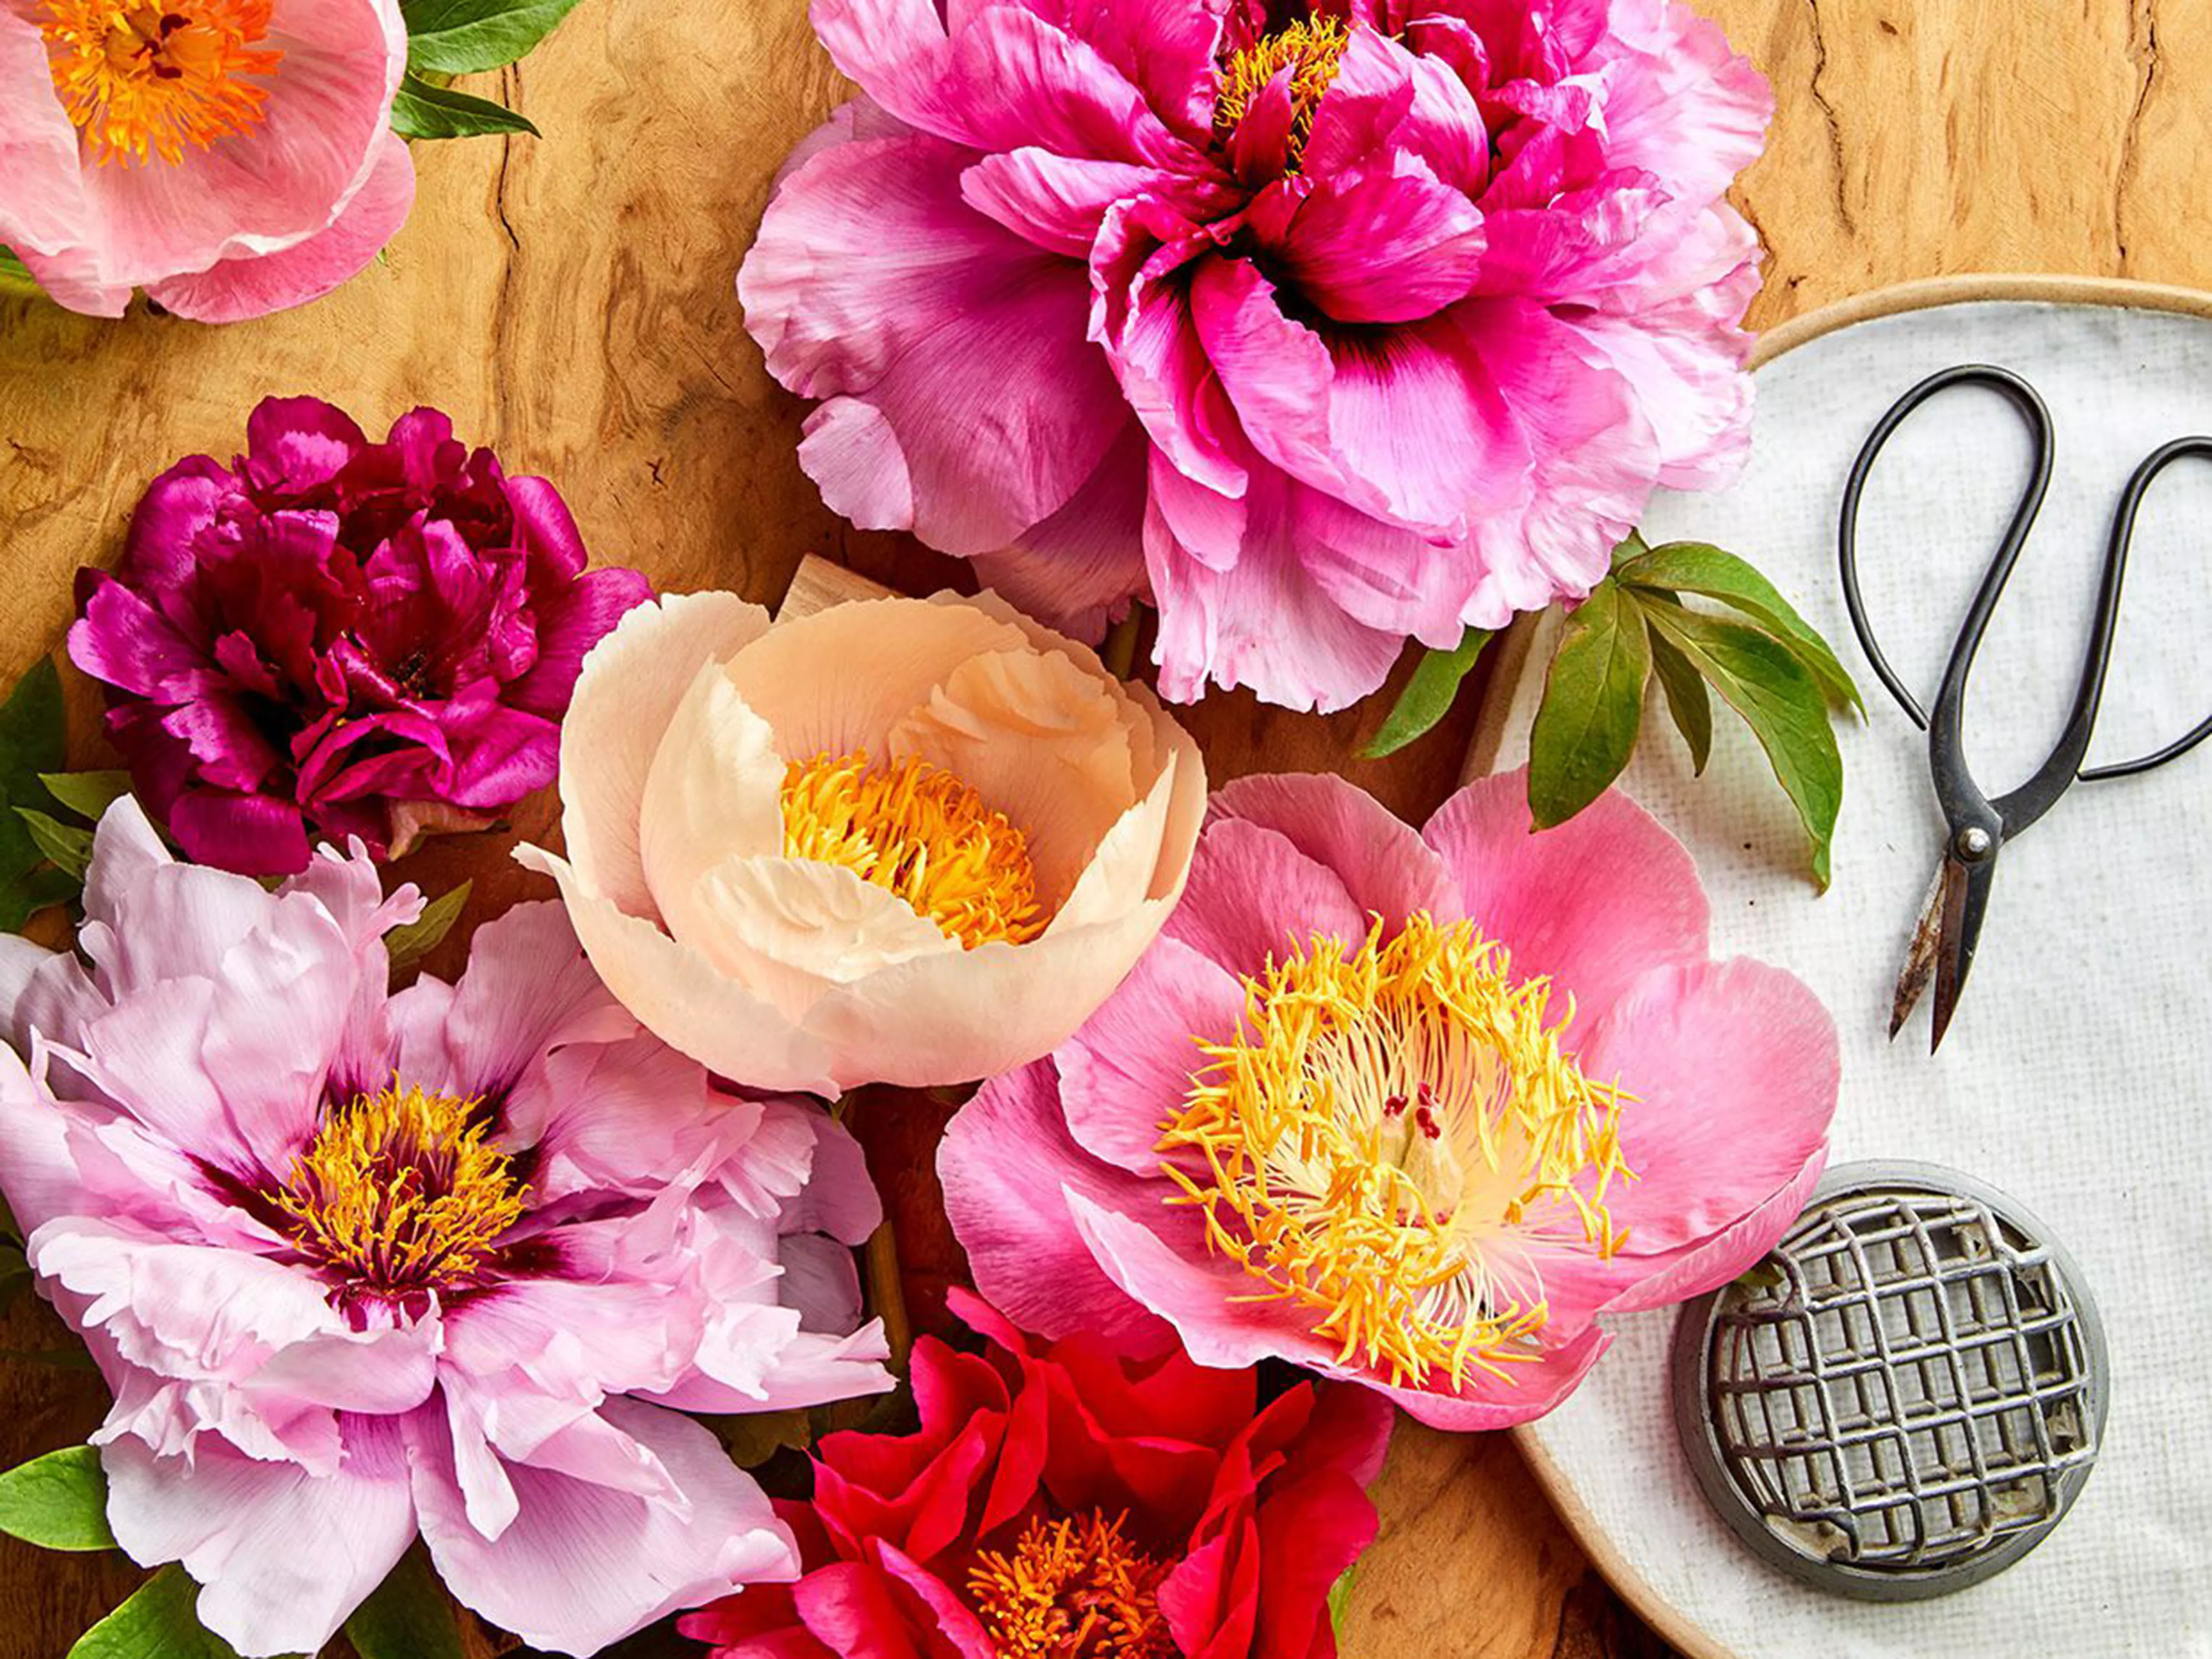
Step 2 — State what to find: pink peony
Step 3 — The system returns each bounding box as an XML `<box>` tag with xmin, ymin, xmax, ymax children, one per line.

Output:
<box><xmin>0</xmin><ymin>801</ymin><xmax>894</xmax><ymax>1657</ymax></box>
<box><xmin>741</xmin><ymin>0</ymin><xmax>1771</xmax><ymax>712</ymax></box>
<box><xmin>939</xmin><ymin>771</ymin><xmax>1837</xmax><ymax>1430</ymax></box>
<box><xmin>2</xmin><ymin>0</ymin><xmax>413</xmax><ymax>320</ymax></box>
<box><xmin>70</xmin><ymin>397</ymin><xmax>653</xmax><ymax>877</ymax></box>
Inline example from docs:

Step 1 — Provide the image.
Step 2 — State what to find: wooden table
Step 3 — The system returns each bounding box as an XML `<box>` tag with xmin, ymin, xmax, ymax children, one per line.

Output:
<box><xmin>0</xmin><ymin>2</ymin><xmax>2192</xmax><ymax>1653</ymax></box>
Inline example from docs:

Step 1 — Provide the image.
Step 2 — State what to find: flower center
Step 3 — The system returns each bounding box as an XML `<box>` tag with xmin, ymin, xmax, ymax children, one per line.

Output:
<box><xmin>38</xmin><ymin>0</ymin><xmax>280</xmax><ymax>167</ymax></box>
<box><xmin>1213</xmin><ymin>15</ymin><xmax>1352</xmax><ymax>166</ymax></box>
<box><xmin>967</xmin><ymin>1511</ymin><xmax>1175</xmax><ymax>1659</ymax></box>
<box><xmin>271</xmin><ymin>1084</ymin><xmax>526</xmax><ymax>1301</ymax></box>
<box><xmin>780</xmin><ymin>749</ymin><xmax>1045</xmax><ymax>949</ymax></box>
<box><xmin>1157</xmin><ymin>914</ymin><xmax>1631</xmax><ymax>1390</ymax></box>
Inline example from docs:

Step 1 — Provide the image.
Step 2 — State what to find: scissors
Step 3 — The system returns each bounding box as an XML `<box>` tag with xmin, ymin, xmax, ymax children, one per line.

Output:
<box><xmin>1838</xmin><ymin>363</ymin><xmax>2212</xmax><ymax>1052</ymax></box>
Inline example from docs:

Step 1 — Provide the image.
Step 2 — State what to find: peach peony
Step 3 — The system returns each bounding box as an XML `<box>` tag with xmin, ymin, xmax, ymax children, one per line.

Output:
<box><xmin>519</xmin><ymin>589</ymin><xmax>1206</xmax><ymax>1097</ymax></box>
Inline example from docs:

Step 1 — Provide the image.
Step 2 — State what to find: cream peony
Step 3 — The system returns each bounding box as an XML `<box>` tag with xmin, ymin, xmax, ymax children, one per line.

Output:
<box><xmin>519</xmin><ymin>589</ymin><xmax>1206</xmax><ymax>1095</ymax></box>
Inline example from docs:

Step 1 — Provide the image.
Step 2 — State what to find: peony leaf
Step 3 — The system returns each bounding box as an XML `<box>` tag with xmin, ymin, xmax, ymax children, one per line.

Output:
<box><xmin>16</xmin><ymin>808</ymin><xmax>93</xmax><ymax>880</ymax></box>
<box><xmin>0</xmin><ymin>657</ymin><xmax>67</xmax><ymax>909</ymax></box>
<box><xmin>1527</xmin><ymin>581</ymin><xmax>1650</xmax><ymax>831</ymax></box>
<box><xmin>402</xmin><ymin>0</ymin><xmax>584</xmax><ymax>75</ymax></box>
<box><xmin>703</xmin><ymin>1408</ymin><xmax>815</xmax><ymax>1470</ymax></box>
<box><xmin>67</xmin><ymin>1566</ymin><xmax>286</xmax><ymax>1659</ymax></box>
<box><xmin>0</xmin><ymin>249</ymin><xmax>42</xmax><ymax>300</ymax></box>
<box><xmin>1617</xmin><ymin>541</ymin><xmax>1864</xmax><ymax>714</ymax></box>
<box><xmin>38</xmin><ymin>770</ymin><xmax>133</xmax><ymax>825</ymax></box>
<box><xmin>1642</xmin><ymin>599</ymin><xmax>1843</xmax><ymax>889</ymax></box>
<box><xmin>388</xmin><ymin>73</ymin><xmax>539</xmax><ymax>140</ymax></box>
<box><xmin>345</xmin><ymin>1548</ymin><xmax>468</xmax><ymax>1659</ymax></box>
<box><xmin>1646</xmin><ymin>626</ymin><xmax>1714</xmax><ymax>776</ymax></box>
<box><xmin>1360</xmin><ymin>628</ymin><xmax>1494</xmax><ymax>760</ymax></box>
<box><xmin>385</xmin><ymin>881</ymin><xmax>472</xmax><ymax>974</ymax></box>
<box><xmin>1327</xmin><ymin>1563</ymin><xmax>1359</xmax><ymax>1635</ymax></box>
<box><xmin>0</xmin><ymin>1446</ymin><xmax>115</xmax><ymax>1552</ymax></box>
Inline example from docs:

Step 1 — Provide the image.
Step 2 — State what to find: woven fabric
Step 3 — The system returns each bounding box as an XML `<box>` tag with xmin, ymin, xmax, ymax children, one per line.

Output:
<box><xmin>1507</xmin><ymin>298</ymin><xmax>2212</xmax><ymax>1659</ymax></box>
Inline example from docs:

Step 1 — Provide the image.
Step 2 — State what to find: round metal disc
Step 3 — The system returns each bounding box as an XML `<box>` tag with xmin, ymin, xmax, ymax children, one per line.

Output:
<box><xmin>1671</xmin><ymin>1160</ymin><xmax>2109</xmax><ymax>1601</ymax></box>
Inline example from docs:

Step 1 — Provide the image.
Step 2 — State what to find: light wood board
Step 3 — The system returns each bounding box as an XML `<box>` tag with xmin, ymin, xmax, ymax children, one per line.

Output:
<box><xmin>3</xmin><ymin>0</ymin><xmax>2207</xmax><ymax>1652</ymax></box>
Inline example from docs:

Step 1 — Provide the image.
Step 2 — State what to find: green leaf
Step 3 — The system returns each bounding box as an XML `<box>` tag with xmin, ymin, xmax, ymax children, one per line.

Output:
<box><xmin>39</xmin><ymin>771</ymin><xmax>133</xmax><ymax>825</ymax></box>
<box><xmin>385</xmin><ymin>881</ymin><xmax>471</xmax><ymax>973</ymax></box>
<box><xmin>1360</xmin><ymin>628</ymin><xmax>1494</xmax><ymax>760</ymax></box>
<box><xmin>69</xmin><ymin>1565</ymin><xmax>286</xmax><ymax>1659</ymax></box>
<box><xmin>703</xmin><ymin>1408</ymin><xmax>815</xmax><ymax>1469</ymax></box>
<box><xmin>0</xmin><ymin>249</ymin><xmax>44</xmax><ymax>301</ymax></box>
<box><xmin>403</xmin><ymin>0</ymin><xmax>583</xmax><ymax>74</ymax></box>
<box><xmin>345</xmin><ymin>1549</ymin><xmax>468</xmax><ymax>1659</ymax></box>
<box><xmin>1642</xmin><ymin>601</ymin><xmax>1844</xmax><ymax>888</ymax></box>
<box><xmin>0</xmin><ymin>1446</ymin><xmax>115</xmax><ymax>1552</ymax></box>
<box><xmin>0</xmin><ymin>867</ymin><xmax>80</xmax><ymax>935</ymax></box>
<box><xmin>0</xmin><ymin>658</ymin><xmax>66</xmax><ymax>878</ymax></box>
<box><xmin>389</xmin><ymin>73</ymin><xmax>539</xmax><ymax>139</ymax></box>
<box><xmin>1646</xmin><ymin>625</ymin><xmax>1714</xmax><ymax>776</ymax></box>
<box><xmin>17</xmin><ymin>808</ymin><xmax>92</xmax><ymax>880</ymax></box>
<box><xmin>1527</xmin><ymin>580</ymin><xmax>1651</xmax><ymax>830</ymax></box>
<box><xmin>1327</xmin><ymin>1563</ymin><xmax>1359</xmax><ymax>1634</ymax></box>
<box><xmin>1617</xmin><ymin>541</ymin><xmax>1864</xmax><ymax>714</ymax></box>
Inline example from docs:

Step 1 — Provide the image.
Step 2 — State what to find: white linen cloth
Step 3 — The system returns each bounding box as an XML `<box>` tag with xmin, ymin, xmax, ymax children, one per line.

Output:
<box><xmin>1503</xmin><ymin>298</ymin><xmax>2212</xmax><ymax>1659</ymax></box>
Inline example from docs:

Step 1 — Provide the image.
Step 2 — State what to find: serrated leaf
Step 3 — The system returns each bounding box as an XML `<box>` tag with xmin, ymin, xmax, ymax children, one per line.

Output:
<box><xmin>1527</xmin><ymin>580</ymin><xmax>1651</xmax><ymax>830</ymax></box>
<box><xmin>1359</xmin><ymin>628</ymin><xmax>1494</xmax><ymax>760</ymax></box>
<box><xmin>38</xmin><ymin>770</ymin><xmax>133</xmax><ymax>825</ymax></box>
<box><xmin>389</xmin><ymin>73</ymin><xmax>539</xmax><ymax>139</ymax></box>
<box><xmin>1618</xmin><ymin>542</ymin><xmax>1863</xmax><ymax>714</ymax></box>
<box><xmin>385</xmin><ymin>881</ymin><xmax>471</xmax><ymax>973</ymax></box>
<box><xmin>1642</xmin><ymin>601</ymin><xmax>1843</xmax><ymax>888</ymax></box>
<box><xmin>1646</xmin><ymin>624</ymin><xmax>1714</xmax><ymax>776</ymax></box>
<box><xmin>403</xmin><ymin>0</ymin><xmax>583</xmax><ymax>74</ymax></box>
<box><xmin>69</xmin><ymin>1565</ymin><xmax>288</xmax><ymax>1659</ymax></box>
<box><xmin>0</xmin><ymin>1446</ymin><xmax>115</xmax><ymax>1552</ymax></box>
<box><xmin>345</xmin><ymin>1548</ymin><xmax>468</xmax><ymax>1659</ymax></box>
<box><xmin>17</xmin><ymin>808</ymin><xmax>92</xmax><ymax>879</ymax></box>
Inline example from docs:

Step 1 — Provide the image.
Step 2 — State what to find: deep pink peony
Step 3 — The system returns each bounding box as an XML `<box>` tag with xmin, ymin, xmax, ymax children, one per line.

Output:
<box><xmin>0</xmin><ymin>801</ymin><xmax>893</xmax><ymax>1657</ymax></box>
<box><xmin>69</xmin><ymin>397</ymin><xmax>653</xmax><ymax>877</ymax></box>
<box><xmin>741</xmin><ymin>0</ymin><xmax>1771</xmax><ymax>712</ymax></box>
<box><xmin>682</xmin><ymin>1288</ymin><xmax>1391</xmax><ymax>1659</ymax></box>
<box><xmin>939</xmin><ymin>770</ymin><xmax>1837</xmax><ymax>1430</ymax></box>
<box><xmin>2</xmin><ymin>0</ymin><xmax>414</xmax><ymax>321</ymax></box>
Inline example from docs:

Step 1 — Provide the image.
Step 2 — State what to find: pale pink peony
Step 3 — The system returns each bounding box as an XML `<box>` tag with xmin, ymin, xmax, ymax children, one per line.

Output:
<box><xmin>519</xmin><ymin>589</ymin><xmax>1206</xmax><ymax>1097</ymax></box>
<box><xmin>0</xmin><ymin>801</ymin><xmax>893</xmax><ymax>1657</ymax></box>
<box><xmin>741</xmin><ymin>0</ymin><xmax>1771</xmax><ymax>712</ymax></box>
<box><xmin>2</xmin><ymin>0</ymin><xmax>413</xmax><ymax>321</ymax></box>
<box><xmin>940</xmin><ymin>771</ymin><xmax>1837</xmax><ymax>1430</ymax></box>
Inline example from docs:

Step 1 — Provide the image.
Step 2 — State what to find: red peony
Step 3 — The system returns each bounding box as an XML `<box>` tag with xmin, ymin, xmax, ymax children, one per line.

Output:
<box><xmin>681</xmin><ymin>1290</ymin><xmax>1392</xmax><ymax>1659</ymax></box>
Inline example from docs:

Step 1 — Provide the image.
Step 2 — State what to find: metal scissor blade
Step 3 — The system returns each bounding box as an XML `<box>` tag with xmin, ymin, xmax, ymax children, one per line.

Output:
<box><xmin>1928</xmin><ymin>849</ymin><xmax>1998</xmax><ymax>1053</ymax></box>
<box><xmin>1889</xmin><ymin>859</ymin><xmax>1953</xmax><ymax>1040</ymax></box>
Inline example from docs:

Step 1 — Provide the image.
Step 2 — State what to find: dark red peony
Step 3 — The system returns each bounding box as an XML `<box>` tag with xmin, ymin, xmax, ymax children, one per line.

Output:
<box><xmin>681</xmin><ymin>1290</ymin><xmax>1392</xmax><ymax>1659</ymax></box>
<box><xmin>69</xmin><ymin>396</ymin><xmax>652</xmax><ymax>875</ymax></box>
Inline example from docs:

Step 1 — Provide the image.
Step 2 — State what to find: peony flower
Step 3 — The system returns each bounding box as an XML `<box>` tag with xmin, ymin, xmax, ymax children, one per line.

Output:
<box><xmin>69</xmin><ymin>397</ymin><xmax>653</xmax><ymax>877</ymax></box>
<box><xmin>1</xmin><ymin>0</ymin><xmax>414</xmax><ymax>320</ymax></box>
<box><xmin>939</xmin><ymin>771</ymin><xmax>1838</xmax><ymax>1430</ymax></box>
<box><xmin>518</xmin><ymin>588</ymin><xmax>1206</xmax><ymax>1097</ymax></box>
<box><xmin>682</xmin><ymin>1287</ymin><xmax>1391</xmax><ymax>1659</ymax></box>
<box><xmin>0</xmin><ymin>801</ymin><xmax>894</xmax><ymax>1657</ymax></box>
<box><xmin>740</xmin><ymin>0</ymin><xmax>1771</xmax><ymax>713</ymax></box>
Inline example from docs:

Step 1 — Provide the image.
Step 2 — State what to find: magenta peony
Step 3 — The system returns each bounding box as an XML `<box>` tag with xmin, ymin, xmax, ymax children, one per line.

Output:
<box><xmin>1</xmin><ymin>0</ymin><xmax>414</xmax><ymax>321</ymax></box>
<box><xmin>0</xmin><ymin>801</ymin><xmax>893</xmax><ymax>1657</ymax></box>
<box><xmin>938</xmin><ymin>771</ymin><xmax>1838</xmax><ymax>1431</ymax></box>
<box><xmin>69</xmin><ymin>397</ymin><xmax>653</xmax><ymax>877</ymax></box>
<box><xmin>740</xmin><ymin>0</ymin><xmax>1772</xmax><ymax>713</ymax></box>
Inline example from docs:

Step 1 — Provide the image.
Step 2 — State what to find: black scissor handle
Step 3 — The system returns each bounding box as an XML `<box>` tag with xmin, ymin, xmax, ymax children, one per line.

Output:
<box><xmin>2074</xmin><ymin>436</ymin><xmax>2212</xmax><ymax>781</ymax></box>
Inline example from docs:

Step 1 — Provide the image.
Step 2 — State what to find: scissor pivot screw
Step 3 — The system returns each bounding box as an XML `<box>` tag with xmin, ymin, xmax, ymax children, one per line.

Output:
<box><xmin>1954</xmin><ymin>826</ymin><xmax>1995</xmax><ymax>861</ymax></box>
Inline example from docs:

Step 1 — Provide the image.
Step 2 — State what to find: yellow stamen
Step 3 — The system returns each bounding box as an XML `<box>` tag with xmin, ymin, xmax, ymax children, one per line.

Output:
<box><xmin>271</xmin><ymin>1084</ymin><xmax>525</xmax><ymax>1301</ymax></box>
<box><xmin>1214</xmin><ymin>15</ymin><xmax>1353</xmax><ymax>166</ymax></box>
<box><xmin>780</xmin><ymin>749</ymin><xmax>1045</xmax><ymax>949</ymax></box>
<box><xmin>39</xmin><ymin>0</ymin><xmax>281</xmax><ymax>167</ymax></box>
<box><xmin>1157</xmin><ymin>914</ymin><xmax>1633</xmax><ymax>1390</ymax></box>
<box><xmin>967</xmin><ymin>1511</ymin><xmax>1175</xmax><ymax>1659</ymax></box>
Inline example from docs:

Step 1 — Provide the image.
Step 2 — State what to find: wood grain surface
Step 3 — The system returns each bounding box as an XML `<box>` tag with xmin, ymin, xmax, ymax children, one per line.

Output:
<box><xmin>0</xmin><ymin>1</ymin><xmax>2197</xmax><ymax>1653</ymax></box>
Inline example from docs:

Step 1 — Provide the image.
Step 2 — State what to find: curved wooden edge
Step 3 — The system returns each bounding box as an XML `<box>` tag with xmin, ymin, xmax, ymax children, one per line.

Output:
<box><xmin>1500</xmin><ymin>267</ymin><xmax>2212</xmax><ymax>1659</ymax></box>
